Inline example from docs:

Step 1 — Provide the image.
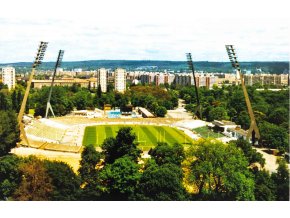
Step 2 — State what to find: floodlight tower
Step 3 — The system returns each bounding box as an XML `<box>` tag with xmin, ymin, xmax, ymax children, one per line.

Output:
<box><xmin>17</xmin><ymin>41</ymin><xmax>48</xmax><ymax>146</ymax></box>
<box><xmin>45</xmin><ymin>50</ymin><xmax>64</xmax><ymax>118</ymax></box>
<box><xmin>186</xmin><ymin>53</ymin><xmax>202</xmax><ymax>119</ymax></box>
<box><xmin>225</xmin><ymin>45</ymin><xmax>260</xmax><ymax>145</ymax></box>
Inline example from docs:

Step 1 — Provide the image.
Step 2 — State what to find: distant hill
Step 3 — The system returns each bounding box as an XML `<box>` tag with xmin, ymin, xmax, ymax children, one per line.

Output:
<box><xmin>0</xmin><ymin>60</ymin><xmax>289</xmax><ymax>74</ymax></box>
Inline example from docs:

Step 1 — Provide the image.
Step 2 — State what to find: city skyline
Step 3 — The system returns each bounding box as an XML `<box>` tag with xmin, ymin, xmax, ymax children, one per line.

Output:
<box><xmin>0</xmin><ymin>0</ymin><xmax>289</xmax><ymax>63</ymax></box>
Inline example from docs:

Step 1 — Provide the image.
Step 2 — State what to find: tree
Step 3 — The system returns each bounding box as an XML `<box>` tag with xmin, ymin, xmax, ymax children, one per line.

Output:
<box><xmin>253</xmin><ymin>170</ymin><xmax>276</xmax><ymax>201</ymax></box>
<box><xmin>101</xmin><ymin>127</ymin><xmax>141</xmax><ymax>164</ymax></box>
<box><xmin>271</xmin><ymin>159</ymin><xmax>289</xmax><ymax>201</ymax></box>
<box><xmin>0</xmin><ymin>155</ymin><xmax>22</xmax><ymax>200</ymax></box>
<box><xmin>12</xmin><ymin>156</ymin><xmax>53</xmax><ymax>200</ymax></box>
<box><xmin>0</xmin><ymin>110</ymin><xmax>20</xmax><ymax>156</ymax></box>
<box><xmin>268</xmin><ymin>107</ymin><xmax>288</xmax><ymax>126</ymax></box>
<box><xmin>230</xmin><ymin>139</ymin><xmax>265</xmax><ymax>167</ymax></box>
<box><xmin>0</xmin><ymin>91</ymin><xmax>11</xmax><ymax>110</ymax></box>
<box><xmin>186</xmin><ymin>139</ymin><xmax>255</xmax><ymax>200</ymax></box>
<box><xmin>135</xmin><ymin>162</ymin><xmax>188</xmax><ymax>201</ymax></box>
<box><xmin>208</xmin><ymin>106</ymin><xmax>229</xmax><ymax>121</ymax></box>
<box><xmin>33</xmin><ymin>86</ymin><xmax>73</xmax><ymax>117</ymax></box>
<box><xmin>259</xmin><ymin>121</ymin><xmax>288</xmax><ymax>153</ymax></box>
<box><xmin>149</xmin><ymin>142</ymin><xmax>185</xmax><ymax>166</ymax></box>
<box><xmin>99</xmin><ymin>156</ymin><xmax>141</xmax><ymax>200</ymax></box>
<box><xmin>73</xmin><ymin>90</ymin><xmax>93</xmax><ymax>110</ymax></box>
<box><xmin>155</xmin><ymin>106</ymin><xmax>167</xmax><ymax>117</ymax></box>
<box><xmin>11</xmin><ymin>90</ymin><xmax>18</xmax><ymax>111</ymax></box>
<box><xmin>44</xmin><ymin>160</ymin><xmax>81</xmax><ymax>200</ymax></box>
<box><xmin>236</xmin><ymin>111</ymin><xmax>251</xmax><ymax>129</ymax></box>
<box><xmin>97</xmin><ymin>85</ymin><xmax>102</xmax><ymax>98</ymax></box>
<box><xmin>78</xmin><ymin>144</ymin><xmax>101</xmax><ymax>184</ymax></box>
<box><xmin>78</xmin><ymin>144</ymin><xmax>102</xmax><ymax>200</ymax></box>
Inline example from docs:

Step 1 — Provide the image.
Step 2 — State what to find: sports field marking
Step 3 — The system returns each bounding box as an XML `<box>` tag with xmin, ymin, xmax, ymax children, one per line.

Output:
<box><xmin>83</xmin><ymin>125</ymin><xmax>193</xmax><ymax>150</ymax></box>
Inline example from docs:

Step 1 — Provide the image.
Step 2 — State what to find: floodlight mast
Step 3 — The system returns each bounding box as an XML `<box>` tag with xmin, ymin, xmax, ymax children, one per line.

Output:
<box><xmin>225</xmin><ymin>45</ymin><xmax>260</xmax><ymax>145</ymax></box>
<box><xmin>186</xmin><ymin>53</ymin><xmax>202</xmax><ymax>119</ymax></box>
<box><xmin>45</xmin><ymin>50</ymin><xmax>64</xmax><ymax>118</ymax></box>
<box><xmin>17</xmin><ymin>41</ymin><xmax>48</xmax><ymax>146</ymax></box>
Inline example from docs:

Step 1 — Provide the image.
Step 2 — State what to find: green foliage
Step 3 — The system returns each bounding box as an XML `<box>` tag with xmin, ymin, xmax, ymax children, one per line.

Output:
<box><xmin>0</xmin><ymin>155</ymin><xmax>22</xmax><ymax>200</ymax></box>
<box><xmin>12</xmin><ymin>156</ymin><xmax>53</xmax><ymax>201</ymax></box>
<box><xmin>0</xmin><ymin>110</ymin><xmax>20</xmax><ymax>156</ymax></box>
<box><xmin>73</xmin><ymin>90</ymin><xmax>93</xmax><ymax>110</ymax></box>
<box><xmin>78</xmin><ymin>144</ymin><xmax>101</xmax><ymax>184</ymax></box>
<box><xmin>99</xmin><ymin>156</ymin><xmax>141</xmax><ymax>200</ymax></box>
<box><xmin>44</xmin><ymin>160</ymin><xmax>81</xmax><ymax>201</ymax></box>
<box><xmin>236</xmin><ymin>111</ymin><xmax>251</xmax><ymax>129</ymax></box>
<box><xmin>253</xmin><ymin>170</ymin><xmax>276</xmax><ymax>201</ymax></box>
<box><xmin>271</xmin><ymin>159</ymin><xmax>289</xmax><ymax>201</ymax></box>
<box><xmin>134</xmin><ymin>162</ymin><xmax>188</xmax><ymax>201</ymax></box>
<box><xmin>268</xmin><ymin>107</ymin><xmax>289</xmax><ymax>126</ymax></box>
<box><xmin>101</xmin><ymin>127</ymin><xmax>141</xmax><ymax>164</ymax></box>
<box><xmin>230</xmin><ymin>139</ymin><xmax>265</xmax><ymax>167</ymax></box>
<box><xmin>208</xmin><ymin>106</ymin><xmax>229</xmax><ymax>121</ymax></box>
<box><xmin>32</xmin><ymin>86</ymin><xmax>74</xmax><ymax>117</ymax></box>
<box><xmin>187</xmin><ymin>139</ymin><xmax>255</xmax><ymax>200</ymax></box>
<box><xmin>129</xmin><ymin>86</ymin><xmax>176</xmax><ymax>115</ymax></box>
<box><xmin>0</xmin><ymin>91</ymin><xmax>11</xmax><ymax>110</ymax></box>
<box><xmin>259</xmin><ymin>121</ymin><xmax>288</xmax><ymax>152</ymax></box>
<box><xmin>149</xmin><ymin>142</ymin><xmax>185</xmax><ymax>166</ymax></box>
<box><xmin>155</xmin><ymin>106</ymin><xmax>167</xmax><ymax>117</ymax></box>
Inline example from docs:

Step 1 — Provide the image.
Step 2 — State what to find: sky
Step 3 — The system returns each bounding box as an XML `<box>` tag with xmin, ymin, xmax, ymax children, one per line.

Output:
<box><xmin>0</xmin><ymin>0</ymin><xmax>289</xmax><ymax>62</ymax></box>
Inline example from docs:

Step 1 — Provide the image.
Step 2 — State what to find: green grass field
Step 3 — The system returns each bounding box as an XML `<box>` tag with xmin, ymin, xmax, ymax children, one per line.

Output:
<box><xmin>83</xmin><ymin>125</ymin><xmax>193</xmax><ymax>150</ymax></box>
<box><xmin>193</xmin><ymin>126</ymin><xmax>221</xmax><ymax>138</ymax></box>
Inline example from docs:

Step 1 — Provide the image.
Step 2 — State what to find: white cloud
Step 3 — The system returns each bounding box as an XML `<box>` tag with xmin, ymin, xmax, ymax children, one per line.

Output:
<box><xmin>0</xmin><ymin>0</ymin><xmax>289</xmax><ymax>62</ymax></box>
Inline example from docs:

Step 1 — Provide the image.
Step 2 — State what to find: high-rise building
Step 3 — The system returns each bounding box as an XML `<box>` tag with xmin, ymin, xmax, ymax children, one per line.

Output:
<box><xmin>98</xmin><ymin>68</ymin><xmax>107</xmax><ymax>92</ymax></box>
<box><xmin>114</xmin><ymin>68</ymin><xmax>126</xmax><ymax>93</ymax></box>
<box><xmin>1</xmin><ymin>67</ymin><xmax>15</xmax><ymax>90</ymax></box>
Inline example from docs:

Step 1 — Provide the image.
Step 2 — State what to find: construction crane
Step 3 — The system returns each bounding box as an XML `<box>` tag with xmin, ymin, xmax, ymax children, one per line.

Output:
<box><xmin>225</xmin><ymin>45</ymin><xmax>260</xmax><ymax>145</ymax></box>
<box><xmin>17</xmin><ymin>41</ymin><xmax>48</xmax><ymax>146</ymax></box>
<box><xmin>45</xmin><ymin>50</ymin><xmax>65</xmax><ymax>118</ymax></box>
<box><xmin>186</xmin><ymin>53</ymin><xmax>202</xmax><ymax>119</ymax></box>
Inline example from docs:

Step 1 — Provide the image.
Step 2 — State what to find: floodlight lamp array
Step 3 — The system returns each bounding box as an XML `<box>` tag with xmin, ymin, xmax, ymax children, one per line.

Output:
<box><xmin>186</xmin><ymin>53</ymin><xmax>194</xmax><ymax>72</ymax></box>
<box><xmin>56</xmin><ymin>50</ymin><xmax>65</xmax><ymax>68</ymax></box>
<box><xmin>33</xmin><ymin>41</ymin><xmax>48</xmax><ymax>68</ymax></box>
<box><xmin>225</xmin><ymin>45</ymin><xmax>240</xmax><ymax>71</ymax></box>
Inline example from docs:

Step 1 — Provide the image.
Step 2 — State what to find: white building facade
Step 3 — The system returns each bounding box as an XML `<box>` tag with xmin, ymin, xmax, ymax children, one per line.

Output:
<box><xmin>1</xmin><ymin>67</ymin><xmax>15</xmax><ymax>90</ymax></box>
<box><xmin>98</xmin><ymin>68</ymin><xmax>107</xmax><ymax>92</ymax></box>
<box><xmin>114</xmin><ymin>68</ymin><xmax>126</xmax><ymax>93</ymax></box>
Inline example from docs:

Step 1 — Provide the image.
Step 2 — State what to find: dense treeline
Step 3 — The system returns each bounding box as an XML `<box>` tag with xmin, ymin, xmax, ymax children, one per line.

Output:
<box><xmin>180</xmin><ymin>84</ymin><xmax>289</xmax><ymax>152</ymax></box>
<box><xmin>29</xmin><ymin>84</ymin><xmax>177</xmax><ymax>117</ymax></box>
<box><xmin>2</xmin><ymin>60</ymin><xmax>289</xmax><ymax>73</ymax></box>
<box><xmin>0</xmin><ymin>127</ymin><xmax>289</xmax><ymax>201</ymax></box>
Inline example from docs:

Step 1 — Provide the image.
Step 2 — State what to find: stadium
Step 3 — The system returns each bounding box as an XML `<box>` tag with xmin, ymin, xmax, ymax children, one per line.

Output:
<box><xmin>21</xmin><ymin>113</ymin><xmax>207</xmax><ymax>153</ymax></box>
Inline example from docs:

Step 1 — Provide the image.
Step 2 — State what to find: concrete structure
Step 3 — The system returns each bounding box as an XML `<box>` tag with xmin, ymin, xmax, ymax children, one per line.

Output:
<box><xmin>154</xmin><ymin>73</ymin><xmax>165</xmax><ymax>86</ymax></box>
<box><xmin>211</xmin><ymin>120</ymin><xmax>237</xmax><ymax>137</ymax></box>
<box><xmin>114</xmin><ymin>68</ymin><xmax>126</xmax><ymax>93</ymax></box>
<box><xmin>140</xmin><ymin>72</ymin><xmax>155</xmax><ymax>84</ymax></box>
<box><xmin>138</xmin><ymin>107</ymin><xmax>155</xmax><ymax>118</ymax></box>
<box><xmin>32</xmin><ymin>78</ymin><xmax>92</xmax><ymax>89</ymax></box>
<box><xmin>98</xmin><ymin>68</ymin><xmax>107</xmax><ymax>92</ymax></box>
<box><xmin>174</xmin><ymin>73</ymin><xmax>218</xmax><ymax>88</ymax></box>
<box><xmin>228</xmin><ymin>127</ymin><xmax>248</xmax><ymax>141</ymax></box>
<box><xmin>1</xmin><ymin>67</ymin><xmax>15</xmax><ymax>90</ymax></box>
<box><xmin>244</xmin><ymin>74</ymin><xmax>289</xmax><ymax>86</ymax></box>
<box><xmin>174</xmin><ymin>73</ymin><xmax>194</xmax><ymax>86</ymax></box>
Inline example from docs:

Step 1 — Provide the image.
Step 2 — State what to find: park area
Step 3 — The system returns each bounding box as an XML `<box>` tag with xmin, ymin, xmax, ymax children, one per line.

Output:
<box><xmin>83</xmin><ymin>125</ymin><xmax>193</xmax><ymax>150</ymax></box>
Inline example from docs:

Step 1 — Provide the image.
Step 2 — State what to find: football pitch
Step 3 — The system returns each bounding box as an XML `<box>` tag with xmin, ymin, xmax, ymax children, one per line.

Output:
<box><xmin>83</xmin><ymin>125</ymin><xmax>193</xmax><ymax>150</ymax></box>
